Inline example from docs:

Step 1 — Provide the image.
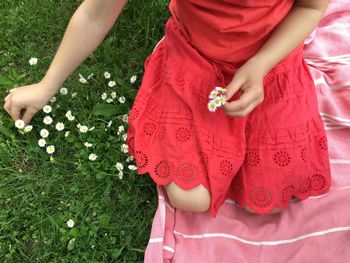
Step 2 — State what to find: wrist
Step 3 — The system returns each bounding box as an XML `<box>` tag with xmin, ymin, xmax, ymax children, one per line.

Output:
<box><xmin>246</xmin><ymin>53</ymin><xmax>275</xmax><ymax>77</ymax></box>
<box><xmin>40</xmin><ymin>72</ymin><xmax>64</xmax><ymax>95</ymax></box>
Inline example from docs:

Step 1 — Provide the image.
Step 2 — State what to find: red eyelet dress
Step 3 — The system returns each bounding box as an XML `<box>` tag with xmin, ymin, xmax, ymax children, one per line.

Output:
<box><xmin>126</xmin><ymin>0</ymin><xmax>332</xmax><ymax>218</ymax></box>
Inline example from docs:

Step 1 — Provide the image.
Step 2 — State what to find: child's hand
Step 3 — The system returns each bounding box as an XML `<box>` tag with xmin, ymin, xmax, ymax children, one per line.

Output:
<box><xmin>221</xmin><ymin>59</ymin><xmax>266</xmax><ymax>118</ymax></box>
<box><xmin>3</xmin><ymin>82</ymin><xmax>57</xmax><ymax>126</ymax></box>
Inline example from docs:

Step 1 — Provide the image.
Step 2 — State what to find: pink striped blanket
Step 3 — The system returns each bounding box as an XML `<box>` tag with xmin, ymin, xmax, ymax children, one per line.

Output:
<box><xmin>144</xmin><ymin>0</ymin><xmax>350</xmax><ymax>261</ymax></box>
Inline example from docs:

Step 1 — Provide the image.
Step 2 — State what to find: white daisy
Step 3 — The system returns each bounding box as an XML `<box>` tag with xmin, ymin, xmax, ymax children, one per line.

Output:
<box><xmin>128</xmin><ymin>164</ymin><xmax>137</xmax><ymax>170</ymax></box>
<box><xmin>43</xmin><ymin>116</ymin><xmax>53</xmax><ymax>125</ymax></box>
<box><xmin>126</xmin><ymin>155</ymin><xmax>134</xmax><ymax>162</ymax></box>
<box><xmin>110</xmin><ymin>91</ymin><xmax>117</xmax><ymax>99</ymax></box>
<box><xmin>15</xmin><ymin>119</ymin><xmax>25</xmax><ymax>129</ymax></box>
<box><xmin>40</xmin><ymin>129</ymin><xmax>49</xmax><ymax>138</ymax></box>
<box><xmin>66</xmin><ymin>219</ymin><xmax>75</xmax><ymax>228</ymax></box>
<box><xmin>65</xmin><ymin>131</ymin><xmax>70</xmax><ymax>137</ymax></box>
<box><xmin>65</xmin><ymin>110</ymin><xmax>72</xmax><ymax>118</ymax></box>
<box><xmin>118</xmin><ymin>96</ymin><xmax>126</xmax><ymax>103</ymax></box>
<box><xmin>108</xmin><ymin>80</ymin><xmax>116</xmax><ymax>87</ymax></box>
<box><xmin>115</xmin><ymin>162</ymin><xmax>123</xmax><ymax>171</ymax></box>
<box><xmin>79</xmin><ymin>125</ymin><xmax>89</xmax><ymax>133</ymax></box>
<box><xmin>67</xmin><ymin>115</ymin><xmax>75</xmax><ymax>121</ymax></box>
<box><xmin>117</xmin><ymin>170</ymin><xmax>123</xmax><ymax>179</ymax></box>
<box><xmin>38</xmin><ymin>138</ymin><xmax>46</xmax><ymax>147</ymax></box>
<box><xmin>29</xmin><ymin>57</ymin><xmax>38</xmax><ymax>65</ymax></box>
<box><xmin>130</xmin><ymin>75</ymin><xmax>137</xmax><ymax>84</ymax></box>
<box><xmin>50</xmin><ymin>96</ymin><xmax>56</xmax><ymax>103</ymax></box>
<box><xmin>122</xmin><ymin>114</ymin><xmax>128</xmax><ymax>123</ymax></box>
<box><xmin>101</xmin><ymin>92</ymin><xmax>108</xmax><ymax>100</ymax></box>
<box><xmin>71</xmin><ymin>92</ymin><xmax>77</xmax><ymax>98</ymax></box>
<box><xmin>89</xmin><ymin>153</ymin><xmax>97</xmax><ymax>161</ymax></box>
<box><xmin>60</xmin><ymin>87</ymin><xmax>68</xmax><ymax>95</ymax></box>
<box><xmin>55</xmin><ymin>122</ymin><xmax>65</xmax><ymax>131</ymax></box>
<box><xmin>120</xmin><ymin>143</ymin><xmax>128</xmax><ymax>153</ymax></box>
<box><xmin>87</xmin><ymin>73</ymin><xmax>94</xmax><ymax>80</ymax></box>
<box><xmin>46</xmin><ymin>145</ymin><xmax>55</xmax><ymax>154</ymax></box>
<box><xmin>122</xmin><ymin>133</ymin><xmax>127</xmax><ymax>141</ymax></box>
<box><xmin>209</xmin><ymin>90</ymin><xmax>219</xmax><ymax>99</ymax></box>
<box><xmin>43</xmin><ymin>105</ymin><xmax>52</xmax><ymax>113</ymax></box>
<box><xmin>104</xmin><ymin>71</ymin><xmax>111</xmax><ymax>79</ymax></box>
<box><xmin>106</xmin><ymin>98</ymin><xmax>113</xmax><ymax>103</ymax></box>
<box><xmin>84</xmin><ymin>142</ymin><xmax>93</xmax><ymax>148</ymax></box>
<box><xmin>78</xmin><ymin>74</ymin><xmax>87</xmax><ymax>83</ymax></box>
<box><xmin>24</xmin><ymin>125</ymin><xmax>33</xmax><ymax>133</ymax></box>
<box><xmin>207</xmin><ymin>100</ymin><xmax>217</xmax><ymax>112</ymax></box>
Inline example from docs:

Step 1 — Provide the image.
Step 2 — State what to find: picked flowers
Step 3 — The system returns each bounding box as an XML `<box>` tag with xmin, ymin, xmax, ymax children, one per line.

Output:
<box><xmin>207</xmin><ymin>86</ymin><xmax>227</xmax><ymax>112</ymax></box>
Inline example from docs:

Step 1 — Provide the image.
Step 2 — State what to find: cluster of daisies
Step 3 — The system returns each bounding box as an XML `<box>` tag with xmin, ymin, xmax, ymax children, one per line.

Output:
<box><xmin>99</xmin><ymin>71</ymin><xmax>136</xmax><ymax>104</ymax></box>
<box><xmin>207</xmin><ymin>86</ymin><xmax>228</xmax><ymax>112</ymax></box>
<box><xmin>14</xmin><ymin>60</ymin><xmax>140</xmax><ymax>179</ymax></box>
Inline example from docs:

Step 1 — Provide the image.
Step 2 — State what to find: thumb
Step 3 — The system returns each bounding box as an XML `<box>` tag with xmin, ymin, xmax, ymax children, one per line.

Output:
<box><xmin>223</xmin><ymin>77</ymin><xmax>245</xmax><ymax>103</ymax></box>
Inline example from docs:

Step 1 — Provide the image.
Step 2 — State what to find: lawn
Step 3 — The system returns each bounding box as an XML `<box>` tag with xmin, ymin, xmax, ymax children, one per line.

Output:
<box><xmin>0</xmin><ymin>0</ymin><xmax>170</xmax><ymax>261</ymax></box>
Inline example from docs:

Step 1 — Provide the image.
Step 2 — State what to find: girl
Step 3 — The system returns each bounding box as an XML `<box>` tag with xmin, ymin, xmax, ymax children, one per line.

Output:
<box><xmin>3</xmin><ymin>0</ymin><xmax>331</xmax><ymax>218</ymax></box>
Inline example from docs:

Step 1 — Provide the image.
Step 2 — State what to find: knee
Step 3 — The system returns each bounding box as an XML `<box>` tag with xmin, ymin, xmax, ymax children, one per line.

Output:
<box><xmin>164</xmin><ymin>182</ymin><xmax>211</xmax><ymax>213</ymax></box>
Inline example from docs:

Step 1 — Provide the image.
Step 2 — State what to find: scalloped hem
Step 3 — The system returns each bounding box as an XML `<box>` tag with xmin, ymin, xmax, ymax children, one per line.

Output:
<box><xmin>228</xmin><ymin>184</ymin><xmax>331</xmax><ymax>215</ymax></box>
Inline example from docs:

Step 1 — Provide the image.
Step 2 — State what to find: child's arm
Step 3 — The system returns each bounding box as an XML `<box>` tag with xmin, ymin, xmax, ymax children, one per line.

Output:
<box><xmin>41</xmin><ymin>0</ymin><xmax>128</xmax><ymax>93</ymax></box>
<box><xmin>221</xmin><ymin>0</ymin><xmax>329</xmax><ymax>117</ymax></box>
<box><xmin>249</xmin><ymin>0</ymin><xmax>329</xmax><ymax>76</ymax></box>
<box><xmin>4</xmin><ymin>0</ymin><xmax>127</xmax><ymax>124</ymax></box>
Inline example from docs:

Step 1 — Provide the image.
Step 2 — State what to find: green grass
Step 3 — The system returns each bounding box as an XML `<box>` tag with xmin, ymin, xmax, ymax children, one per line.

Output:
<box><xmin>0</xmin><ymin>0</ymin><xmax>170</xmax><ymax>261</ymax></box>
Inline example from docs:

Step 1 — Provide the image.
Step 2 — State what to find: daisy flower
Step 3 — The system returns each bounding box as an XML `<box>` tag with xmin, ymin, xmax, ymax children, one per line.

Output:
<box><xmin>15</xmin><ymin>119</ymin><xmax>25</xmax><ymax>129</ymax></box>
<box><xmin>108</xmin><ymin>80</ymin><xmax>116</xmax><ymax>87</ymax></box>
<box><xmin>130</xmin><ymin>75</ymin><xmax>137</xmax><ymax>84</ymax></box>
<box><xmin>43</xmin><ymin>105</ymin><xmax>52</xmax><ymax>113</ymax></box>
<box><xmin>29</xmin><ymin>57</ymin><xmax>38</xmax><ymax>65</ymax></box>
<box><xmin>118</xmin><ymin>96</ymin><xmax>126</xmax><ymax>103</ymax></box>
<box><xmin>60</xmin><ymin>87</ymin><xmax>68</xmax><ymax>95</ymax></box>
<box><xmin>209</xmin><ymin>89</ymin><xmax>219</xmax><ymax>99</ymax></box>
<box><xmin>55</xmin><ymin>122</ymin><xmax>65</xmax><ymax>131</ymax></box>
<box><xmin>207</xmin><ymin>100</ymin><xmax>217</xmax><ymax>112</ymax></box>
<box><xmin>43</xmin><ymin>116</ymin><xmax>53</xmax><ymax>125</ymax></box>
<box><xmin>79</xmin><ymin>74</ymin><xmax>87</xmax><ymax>83</ymax></box>
<box><xmin>24</xmin><ymin>125</ymin><xmax>33</xmax><ymax>133</ymax></box>
<box><xmin>115</xmin><ymin>162</ymin><xmax>123</xmax><ymax>171</ymax></box>
<box><xmin>122</xmin><ymin>133</ymin><xmax>127</xmax><ymax>141</ymax></box>
<box><xmin>89</xmin><ymin>153</ymin><xmax>97</xmax><ymax>161</ymax></box>
<box><xmin>66</xmin><ymin>219</ymin><xmax>75</xmax><ymax>228</ymax></box>
<box><xmin>79</xmin><ymin>125</ymin><xmax>89</xmax><ymax>133</ymax></box>
<box><xmin>128</xmin><ymin>164</ymin><xmax>137</xmax><ymax>170</ymax></box>
<box><xmin>101</xmin><ymin>92</ymin><xmax>108</xmax><ymax>100</ymax></box>
<box><xmin>40</xmin><ymin>129</ymin><xmax>49</xmax><ymax>138</ymax></box>
<box><xmin>104</xmin><ymin>71</ymin><xmax>111</xmax><ymax>79</ymax></box>
<box><xmin>38</xmin><ymin>138</ymin><xmax>46</xmax><ymax>147</ymax></box>
<box><xmin>84</xmin><ymin>142</ymin><xmax>93</xmax><ymax>148</ymax></box>
<box><xmin>120</xmin><ymin>143</ymin><xmax>128</xmax><ymax>153</ymax></box>
<box><xmin>46</xmin><ymin>145</ymin><xmax>55</xmax><ymax>154</ymax></box>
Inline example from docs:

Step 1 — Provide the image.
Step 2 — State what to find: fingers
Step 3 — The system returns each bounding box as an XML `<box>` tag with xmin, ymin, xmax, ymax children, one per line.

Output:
<box><xmin>21</xmin><ymin>107</ymin><xmax>37</xmax><ymax>126</ymax></box>
<box><xmin>10</xmin><ymin>104</ymin><xmax>23</xmax><ymax>122</ymax></box>
<box><xmin>222</xmin><ymin>87</ymin><xmax>264</xmax><ymax>117</ymax></box>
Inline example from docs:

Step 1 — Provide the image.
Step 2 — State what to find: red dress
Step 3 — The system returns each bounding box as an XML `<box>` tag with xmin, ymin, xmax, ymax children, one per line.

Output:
<box><xmin>126</xmin><ymin>0</ymin><xmax>332</xmax><ymax>218</ymax></box>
